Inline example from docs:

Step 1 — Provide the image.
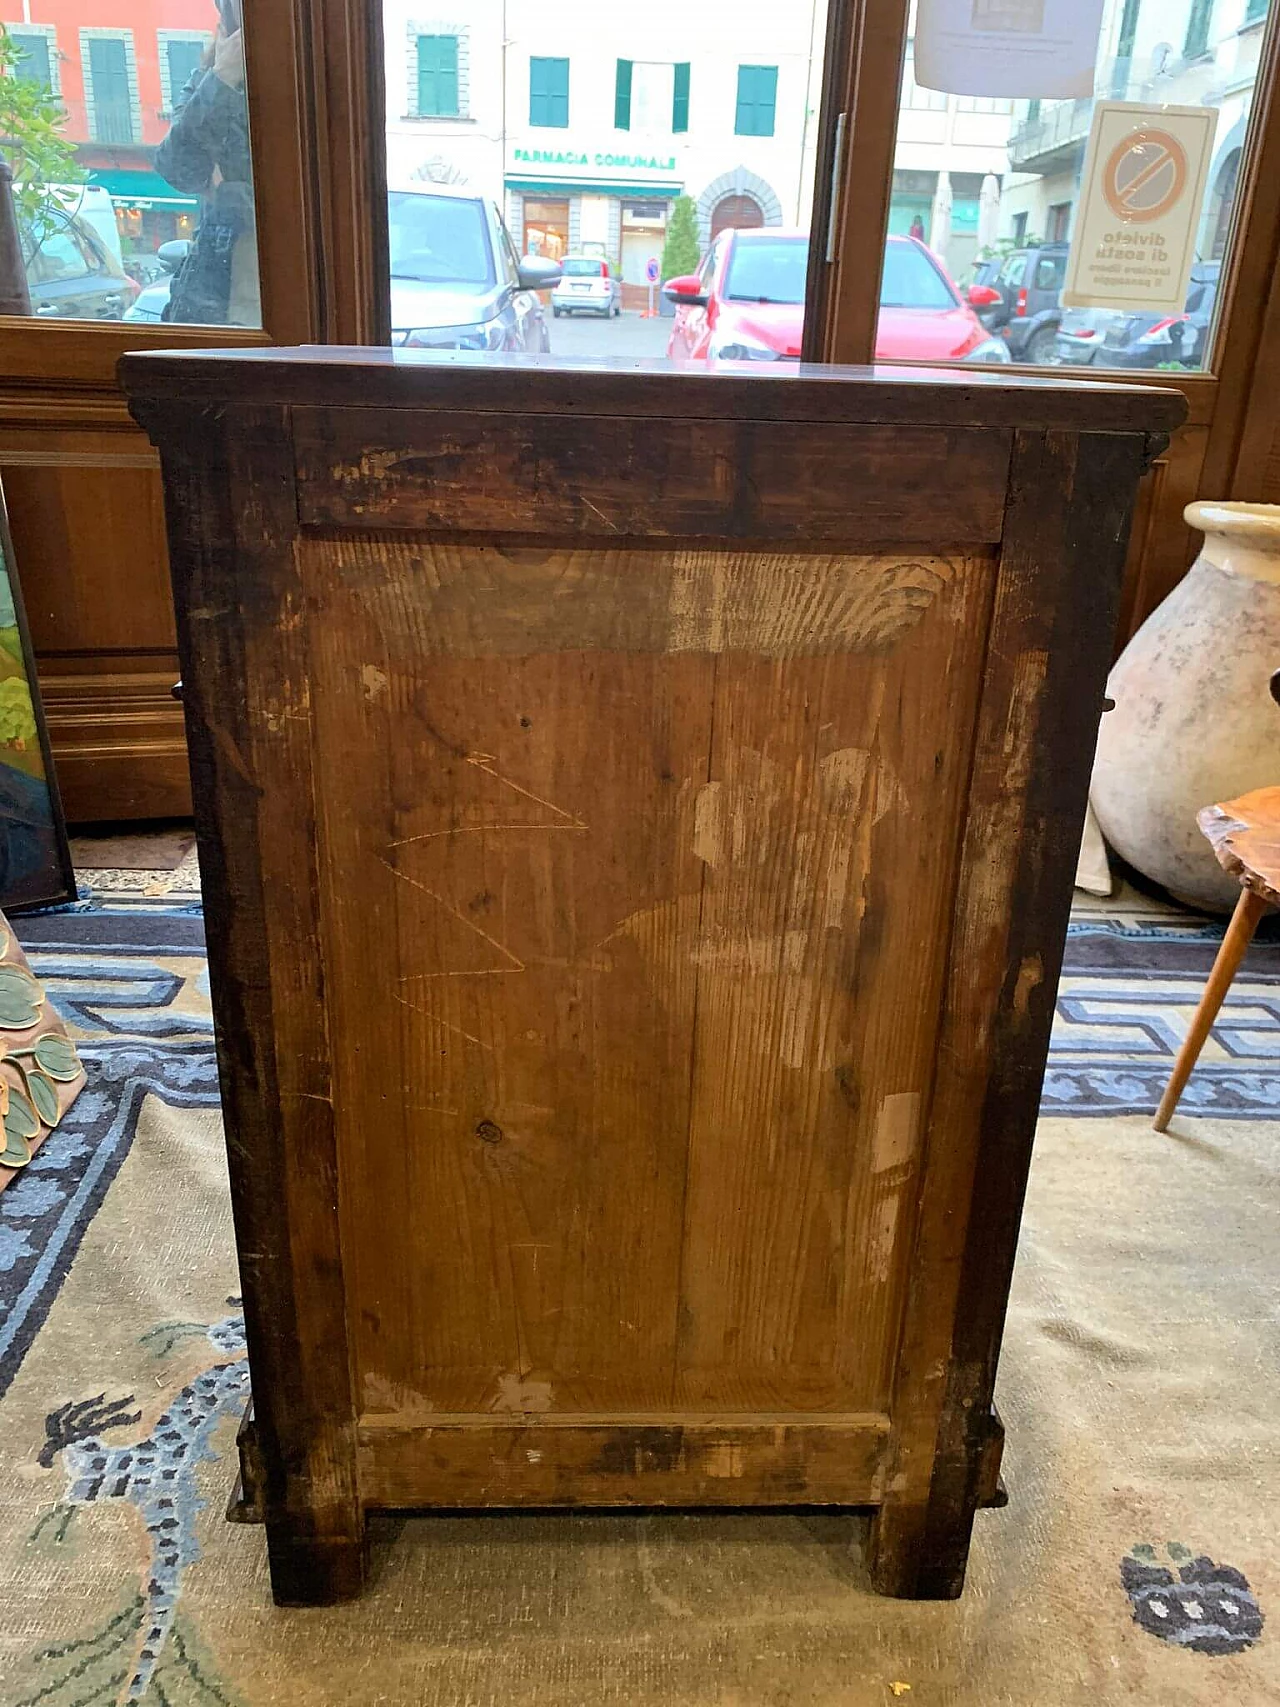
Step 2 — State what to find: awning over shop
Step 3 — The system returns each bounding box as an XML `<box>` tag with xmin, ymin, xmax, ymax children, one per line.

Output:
<box><xmin>505</xmin><ymin>178</ymin><xmax>682</xmax><ymax>199</ymax></box>
<box><xmin>89</xmin><ymin>169</ymin><xmax>199</xmax><ymax>211</ymax></box>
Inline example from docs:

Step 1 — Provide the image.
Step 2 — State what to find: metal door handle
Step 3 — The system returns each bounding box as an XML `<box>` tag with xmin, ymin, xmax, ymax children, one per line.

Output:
<box><xmin>825</xmin><ymin>112</ymin><xmax>847</xmax><ymax>265</ymax></box>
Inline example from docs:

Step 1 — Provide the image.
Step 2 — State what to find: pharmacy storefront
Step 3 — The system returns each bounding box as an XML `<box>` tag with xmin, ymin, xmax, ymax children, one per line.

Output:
<box><xmin>504</xmin><ymin>142</ymin><xmax>684</xmax><ymax>289</ymax></box>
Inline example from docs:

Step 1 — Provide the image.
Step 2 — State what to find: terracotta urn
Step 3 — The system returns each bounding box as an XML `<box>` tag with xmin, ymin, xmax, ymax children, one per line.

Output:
<box><xmin>1091</xmin><ymin>500</ymin><xmax>1280</xmax><ymax>912</ymax></box>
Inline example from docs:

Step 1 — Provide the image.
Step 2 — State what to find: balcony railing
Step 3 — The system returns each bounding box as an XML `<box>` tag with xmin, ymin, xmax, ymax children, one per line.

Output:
<box><xmin>1007</xmin><ymin>97</ymin><xmax>1095</xmax><ymax>172</ymax></box>
<box><xmin>92</xmin><ymin>103</ymin><xmax>137</xmax><ymax>145</ymax></box>
<box><xmin>1005</xmin><ymin>55</ymin><xmax>1154</xmax><ymax>174</ymax></box>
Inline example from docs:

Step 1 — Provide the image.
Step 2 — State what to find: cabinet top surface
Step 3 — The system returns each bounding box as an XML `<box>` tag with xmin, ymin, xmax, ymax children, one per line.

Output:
<box><xmin>120</xmin><ymin>346</ymin><xmax>1186</xmax><ymax>434</ymax></box>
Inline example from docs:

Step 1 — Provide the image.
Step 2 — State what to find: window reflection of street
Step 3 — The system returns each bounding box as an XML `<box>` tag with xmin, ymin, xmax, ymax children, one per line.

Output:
<box><xmin>918</xmin><ymin>0</ymin><xmax>1271</xmax><ymax>372</ymax></box>
<box><xmin>0</xmin><ymin>0</ymin><xmax>262</xmax><ymax>327</ymax></box>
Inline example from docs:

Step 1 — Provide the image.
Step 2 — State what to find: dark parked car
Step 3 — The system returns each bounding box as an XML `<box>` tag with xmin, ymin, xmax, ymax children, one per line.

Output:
<box><xmin>1054</xmin><ymin>305</ymin><xmax>1121</xmax><ymax>366</ymax></box>
<box><xmin>961</xmin><ymin>254</ymin><xmax>1003</xmax><ymax>314</ymax></box>
<box><xmin>982</xmin><ymin>242</ymin><xmax>1069</xmax><ymax>363</ymax></box>
<box><xmin>21</xmin><ymin>206</ymin><xmax>138</xmax><ymax>320</ymax></box>
<box><xmin>387</xmin><ymin>184</ymin><xmax>561</xmax><ymax>352</ymax></box>
<box><xmin>1067</xmin><ymin>261</ymin><xmax>1221</xmax><ymax>371</ymax></box>
<box><xmin>122</xmin><ymin>241</ymin><xmax>191</xmax><ymax>323</ymax></box>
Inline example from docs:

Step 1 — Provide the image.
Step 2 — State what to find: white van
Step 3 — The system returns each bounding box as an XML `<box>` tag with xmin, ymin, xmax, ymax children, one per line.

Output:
<box><xmin>47</xmin><ymin>184</ymin><xmax>124</xmax><ymax>273</ymax></box>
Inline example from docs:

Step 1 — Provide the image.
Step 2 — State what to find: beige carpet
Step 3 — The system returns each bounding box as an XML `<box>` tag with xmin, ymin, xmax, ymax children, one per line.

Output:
<box><xmin>1</xmin><ymin>887</ymin><xmax>1275</xmax><ymax>1704</ymax></box>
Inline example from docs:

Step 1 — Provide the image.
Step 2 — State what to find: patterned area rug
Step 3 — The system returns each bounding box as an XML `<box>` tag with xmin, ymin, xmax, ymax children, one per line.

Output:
<box><xmin>2</xmin><ymin>885</ymin><xmax>1276</xmax><ymax>1706</ymax></box>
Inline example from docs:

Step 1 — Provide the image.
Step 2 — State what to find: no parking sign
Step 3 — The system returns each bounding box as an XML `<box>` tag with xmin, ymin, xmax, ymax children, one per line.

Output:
<box><xmin>1063</xmin><ymin>102</ymin><xmax>1216</xmax><ymax>315</ymax></box>
<box><xmin>645</xmin><ymin>257</ymin><xmax>660</xmax><ymax>284</ymax></box>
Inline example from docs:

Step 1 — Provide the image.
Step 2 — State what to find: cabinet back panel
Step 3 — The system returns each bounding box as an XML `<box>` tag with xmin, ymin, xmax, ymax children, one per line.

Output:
<box><xmin>300</xmin><ymin>538</ymin><xmax>997</xmax><ymax>1421</ymax></box>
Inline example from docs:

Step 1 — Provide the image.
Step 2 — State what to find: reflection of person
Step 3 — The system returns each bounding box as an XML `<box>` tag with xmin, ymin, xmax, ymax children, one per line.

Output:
<box><xmin>154</xmin><ymin>0</ymin><xmax>258</xmax><ymax>325</ymax></box>
<box><xmin>909</xmin><ymin>215</ymin><xmax>926</xmax><ymax>241</ymax></box>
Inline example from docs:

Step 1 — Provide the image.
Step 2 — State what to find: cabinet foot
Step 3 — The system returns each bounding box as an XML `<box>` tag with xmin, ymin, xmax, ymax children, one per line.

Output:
<box><xmin>265</xmin><ymin>1521</ymin><xmax>367</xmax><ymax>1606</ymax></box>
<box><xmin>866</xmin><ymin>1501</ymin><xmax>977</xmax><ymax>1600</ymax></box>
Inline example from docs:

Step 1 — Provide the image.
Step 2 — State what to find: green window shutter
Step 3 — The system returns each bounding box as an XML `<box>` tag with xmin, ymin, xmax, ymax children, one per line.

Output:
<box><xmin>530</xmin><ymin>56</ymin><xmax>569</xmax><ymax>128</ymax></box>
<box><xmin>1111</xmin><ymin>0</ymin><xmax>1141</xmax><ymax>95</ymax></box>
<box><xmin>165</xmin><ymin>39</ymin><xmax>204</xmax><ymax>105</ymax></box>
<box><xmin>672</xmin><ymin>62</ymin><xmax>690</xmax><ymax>133</ymax></box>
<box><xmin>11</xmin><ymin>34</ymin><xmax>52</xmax><ymax>89</ymax></box>
<box><xmin>88</xmin><ymin>37</ymin><xmax>134</xmax><ymax>144</ymax></box>
<box><xmin>417</xmin><ymin>35</ymin><xmax>459</xmax><ymax>117</ymax></box>
<box><xmin>1183</xmin><ymin>0</ymin><xmax>1212</xmax><ymax>58</ymax></box>
<box><xmin>615</xmin><ymin>59</ymin><xmax>632</xmax><ymax>130</ymax></box>
<box><xmin>735</xmin><ymin>65</ymin><xmax>777</xmax><ymax>137</ymax></box>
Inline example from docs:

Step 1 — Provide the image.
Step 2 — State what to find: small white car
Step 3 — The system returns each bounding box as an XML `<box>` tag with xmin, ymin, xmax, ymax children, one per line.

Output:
<box><xmin>551</xmin><ymin>256</ymin><xmax>622</xmax><ymax>318</ymax></box>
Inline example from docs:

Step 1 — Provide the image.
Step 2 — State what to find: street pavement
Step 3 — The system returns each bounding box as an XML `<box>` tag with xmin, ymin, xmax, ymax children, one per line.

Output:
<box><xmin>546</xmin><ymin>307</ymin><xmax>675</xmax><ymax>361</ymax></box>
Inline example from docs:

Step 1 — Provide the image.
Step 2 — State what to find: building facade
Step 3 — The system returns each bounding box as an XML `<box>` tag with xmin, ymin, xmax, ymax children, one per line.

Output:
<box><xmin>891</xmin><ymin>35</ymin><xmax>1012</xmax><ymax>278</ymax></box>
<box><xmin>383</xmin><ymin>0</ymin><xmax>828</xmax><ymax>288</ymax></box>
<box><xmin>1</xmin><ymin>0</ymin><xmax>218</xmax><ymax>253</ymax></box>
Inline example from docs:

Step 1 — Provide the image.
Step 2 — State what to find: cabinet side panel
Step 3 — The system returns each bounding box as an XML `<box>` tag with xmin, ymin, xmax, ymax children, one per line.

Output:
<box><xmin>305</xmin><ymin>538</ymin><xmax>715</xmax><ymax>1416</ymax></box>
<box><xmin>676</xmin><ymin>549</ymin><xmax>997</xmax><ymax>1409</ymax></box>
<box><xmin>303</xmin><ymin>538</ymin><xmax>995</xmax><ymax>1437</ymax></box>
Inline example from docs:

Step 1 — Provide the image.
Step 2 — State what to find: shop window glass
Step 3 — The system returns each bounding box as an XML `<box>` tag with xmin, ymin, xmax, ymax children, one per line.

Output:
<box><xmin>0</xmin><ymin>7</ymin><xmax>262</xmax><ymax>328</ymax></box>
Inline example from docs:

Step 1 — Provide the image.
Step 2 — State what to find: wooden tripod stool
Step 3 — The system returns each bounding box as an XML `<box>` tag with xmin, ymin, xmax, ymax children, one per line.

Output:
<box><xmin>1154</xmin><ymin>786</ymin><xmax>1280</xmax><ymax>1131</ymax></box>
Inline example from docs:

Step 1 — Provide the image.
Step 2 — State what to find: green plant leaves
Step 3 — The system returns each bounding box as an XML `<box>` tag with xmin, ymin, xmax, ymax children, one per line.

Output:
<box><xmin>0</xmin><ymin>1126</ymin><xmax>29</xmax><ymax>1168</ymax></box>
<box><xmin>0</xmin><ymin>963</ymin><xmax>43</xmax><ymax>1030</ymax></box>
<box><xmin>4</xmin><ymin>1086</ymin><xmax>39</xmax><ymax>1144</ymax></box>
<box><xmin>24</xmin><ymin>1068</ymin><xmax>59</xmax><ymax>1127</ymax></box>
<box><xmin>32</xmin><ymin>1032</ymin><xmax>80</xmax><ymax>1082</ymax></box>
<box><xmin>0</xmin><ymin>1071</ymin><xmax>37</xmax><ymax>1167</ymax></box>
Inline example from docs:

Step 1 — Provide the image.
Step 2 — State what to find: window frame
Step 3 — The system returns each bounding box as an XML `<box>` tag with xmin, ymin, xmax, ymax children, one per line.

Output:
<box><xmin>403</xmin><ymin>20</ymin><xmax>469</xmax><ymax>121</ymax></box>
<box><xmin>79</xmin><ymin>27</ymin><xmax>139</xmax><ymax>147</ymax></box>
<box><xmin>157</xmin><ymin>29</ymin><xmax>208</xmax><ymax>117</ymax></box>
<box><xmin>1183</xmin><ymin>0</ymin><xmax>1214</xmax><ymax>60</ymax></box>
<box><xmin>415</xmin><ymin>33</ymin><xmax>461</xmax><ymax>118</ymax></box>
<box><xmin>6</xmin><ymin>24</ymin><xmax>59</xmax><ymax>94</ymax></box>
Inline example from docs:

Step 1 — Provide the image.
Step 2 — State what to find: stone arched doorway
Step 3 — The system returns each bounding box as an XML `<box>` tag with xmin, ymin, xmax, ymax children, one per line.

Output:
<box><xmin>696</xmin><ymin>169</ymin><xmax>783</xmax><ymax>247</ymax></box>
<box><xmin>710</xmin><ymin>193</ymin><xmax>764</xmax><ymax>238</ymax></box>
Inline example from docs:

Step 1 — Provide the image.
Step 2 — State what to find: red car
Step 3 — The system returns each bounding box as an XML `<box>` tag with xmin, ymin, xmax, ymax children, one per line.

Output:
<box><xmin>665</xmin><ymin>228</ymin><xmax>1010</xmax><ymax>365</ymax></box>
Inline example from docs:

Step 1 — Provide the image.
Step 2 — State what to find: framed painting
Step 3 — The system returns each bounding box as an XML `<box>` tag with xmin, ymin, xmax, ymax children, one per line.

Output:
<box><xmin>0</xmin><ymin>479</ymin><xmax>75</xmax><ymax>912</ymax></box>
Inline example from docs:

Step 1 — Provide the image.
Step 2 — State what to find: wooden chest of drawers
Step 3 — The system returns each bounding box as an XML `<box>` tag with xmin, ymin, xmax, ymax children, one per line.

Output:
<box><xmin>123</xmin><ymin>349</ymin><xmax>1182</xmax><ymax>1605</ymax></box>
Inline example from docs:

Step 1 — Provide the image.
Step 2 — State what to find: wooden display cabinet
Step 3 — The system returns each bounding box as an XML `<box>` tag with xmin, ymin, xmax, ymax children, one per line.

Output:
<box><xmin>123</xmin><ymin>348</ymin><xmax>1182</xmax><ymax>1603</ymax></box>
